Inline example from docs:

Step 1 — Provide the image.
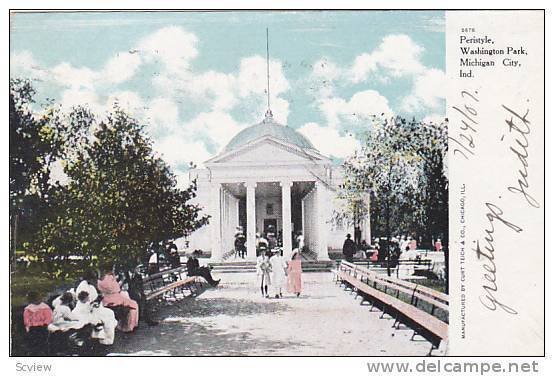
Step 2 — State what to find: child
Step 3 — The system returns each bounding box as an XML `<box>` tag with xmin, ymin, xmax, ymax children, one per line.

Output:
<box><xmin>23</xmin><ymin>291</ymin><xmax>53</xmax><ymax>355</ymax></box>
<box><xmin>76</xmin><ymin>270</ymin><xmax>99</xmax><ymax>303</ymax></box>
<box><xmin>90</xmin><ymin>298</ymin><xmax>118</xmax><ymax>346</ymax></box>
<box><xmin>72</xmin><ymin>291</ymin><xmax>93</xmax><ymax>322</ymax></box>
<box><xmin>51</xmin><ymin>292</ymin><xmax>77</xmax><ymax>324</ymax></box>
<box><xmin>256</xmin><ymin>250</ymin><xmax>272</xmax><ymax>298</ymax></box>
<box><xmin>48</xmin><ymin>292</ymin><xmax>84</xmax><ymax>355</ymax></box>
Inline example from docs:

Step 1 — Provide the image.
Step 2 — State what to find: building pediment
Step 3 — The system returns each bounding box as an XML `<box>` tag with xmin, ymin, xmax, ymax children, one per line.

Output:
<box><xmin>205</xmin><ymin>136</ymin><xmax>330</xmax><ymax>166</ymax></box>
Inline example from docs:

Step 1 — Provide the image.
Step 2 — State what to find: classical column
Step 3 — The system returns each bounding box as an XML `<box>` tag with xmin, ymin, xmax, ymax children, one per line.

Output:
<box><xmin>280</xmin><ymin>180</ymin><xmax>293</xmax><ymax>254</ymax></box>
<box><xmin>210</xmin><ymin>182</ymin><xmax>222</xmax><ymax>261</ymax></box>
<box><xmin>246</xmin><ymin>181</ymin><xmax>257</xmax><ymax>259</ymax></box>
<box><xmin>316</xmin><ymin>180</ymin><xmax>330</xmax><ymax>261</ymax></box>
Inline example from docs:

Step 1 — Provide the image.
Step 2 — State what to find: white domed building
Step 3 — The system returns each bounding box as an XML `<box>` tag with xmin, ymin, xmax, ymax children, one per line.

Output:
<box><xmin>188</xmin><ymin>110</ymin><xmax>371</xmax><ymax>260</ymax></box>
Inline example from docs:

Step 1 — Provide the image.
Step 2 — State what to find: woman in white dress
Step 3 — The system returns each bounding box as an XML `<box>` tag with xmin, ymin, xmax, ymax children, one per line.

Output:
<box><xmin>76</xmin><ymin>271</ymin><xmax>99</xmax><ymax>303</ymax></box>
<box><xmin>269</xmin><ymin>250</ymin><xmax>287</xmax><ymax>298</ymax></box>
<box><xmin>72</xmin><ymin>290</ymin><xmax>118</xmax><ymax>346</ymax></box>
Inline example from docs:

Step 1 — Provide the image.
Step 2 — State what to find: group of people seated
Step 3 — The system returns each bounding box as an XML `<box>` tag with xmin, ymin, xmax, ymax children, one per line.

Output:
<box><xmin>342</xmin><ymin>233</ymin><xmax>443</xmax><ymax>265</ymax></box>
<box><xmin>147</xmin><ymin>241</ymin><xmax>221</xmax><ymax>287</ymax></box>
<box><xmin>342</xmin><ymin>234</ymin><xmax>423</xmax><ymax>263</ymax></box>
<box><xmin>342</xmin><ymin>234</ymin><xmax>380</xmax><ymax>262</ymax></box>
<box><xmin>22</xmin><ymin>269</ymin><xmax>141</xmax><ymax>355</ymax></box>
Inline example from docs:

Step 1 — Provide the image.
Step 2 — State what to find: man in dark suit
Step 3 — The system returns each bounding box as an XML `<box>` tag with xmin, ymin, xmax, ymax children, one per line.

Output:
<box><xmin>342</xmin><ymin>234</ymin><xmax>356</xmax><ymax>262</ymax></box>
<box><xmin>186</xmin><ymin>250</ymin><xmax>220</xmax><ymax>287</ymax></box>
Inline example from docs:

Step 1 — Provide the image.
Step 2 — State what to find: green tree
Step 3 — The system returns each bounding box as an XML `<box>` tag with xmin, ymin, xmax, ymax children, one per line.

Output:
<box><xmin>10</xmin><ymin>79</ymin><xmax>97</xmax><ymax>269</ymax></box>
<box><xmin>29</xmin><ymin>107</ymin><xmax>209</xmax><ymax>278</ymax></box>
<box><xmin>9</xmin><ymin>79</ymin><xmax>56</xmax><ymax>263</ymax></box>
<box><xmin>338</xmin><ymin>116</ymin><xmax>448</xmax><ymax>264</ymax></box>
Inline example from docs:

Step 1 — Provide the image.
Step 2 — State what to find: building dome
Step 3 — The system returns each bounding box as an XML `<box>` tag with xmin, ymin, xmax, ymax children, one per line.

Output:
<box><xmin>223</xmin><ymin>110</ymin><xmax>315</xmax><ymax>152</ymax></box>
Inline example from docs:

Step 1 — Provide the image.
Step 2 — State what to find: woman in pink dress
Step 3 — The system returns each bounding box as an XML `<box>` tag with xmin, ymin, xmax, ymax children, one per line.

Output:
<box><xmin>287</xmin><ymin>251</ymin><xmax>303</xmax><ymax>297</ymax></box>
<box><xmin>369</xmin><ymin>248</ymin><xmax>379</xmax><ymax>263</ymax></box>
<box><xmin>23</xmin><ymin>292</ymin><xmax>53</xmax><ymax>332</ymax></box>
<box><xmin>23</xmin><ymin>291</ymin><xmax>53</xmax><ymax>355</ymax></box>
<box><xmin>97</xmin><ymin>271</ymin><xmax>139</xmax><ymax>332</ymax></box>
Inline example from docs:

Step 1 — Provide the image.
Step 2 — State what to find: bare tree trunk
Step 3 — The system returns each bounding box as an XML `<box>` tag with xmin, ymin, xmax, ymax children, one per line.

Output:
<box><xmin>10</xmin><ymin>213</ymin><xmax>19</xmax><ymax>272</ymax></box>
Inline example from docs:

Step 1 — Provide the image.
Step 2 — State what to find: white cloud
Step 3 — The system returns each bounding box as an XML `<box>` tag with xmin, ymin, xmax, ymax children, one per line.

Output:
<box><xmin>309</xmin><ymin>58</ymin><xmax>341</xmax><ymax>99</ymax></box>
<box><xmin>298</xmin><ymin>122</ymin><xmax>360</xmax><ymax>159</ymax></box>
<box><xmin>51</xmin><ymin>62</ymin><xmax>97</xmax><ymax>90</ymax></box>
<box><xmin>183</xmin><ymin>111</ymin><xmax>246</xmax><ymax>153</ymax></box>
<box><xmin>146</xmin><ymin>50</ymin><xmax>292</xmax><ymax>125</ymax></box>
<box><xmin>153</xmin><ymin>136</ymin><xmax>211</xmax><ymax>172</ymax></box>
<box><xmin>237</xmin><ymin>56</ymin><xmax>290</xmax><ymax>98</ymax></box>
<box><xmin>309</xmin><ymin>34</ymin><xmax>445</xmax><ymax>120</ymax></box>
<box><xmin>319</xmin><ymin>89</ymin><xmax>394</xmax><ymax>129</ymax></box>
<box><xmin>145</xmin><ymin>97</ymin><xmax>180</xmax><ymax>137</ymax></box>
<box><xmin>349</xmin><ymin>34</ymin><xmax>425</xmax><ymax>83</ymax></box>
<box><xmin>312</xmin><ymin>58</ymin><xmax>341</xmax><ymax>81</ymax></box>
<box><xmin>58</xmin><ymin>87</ymin><xmax>101</xmax><ymax>113</ymax></box>
<box><xmin>235</xmin><ymin>56</ymin><xmax>291</xmax><ymax>123</ymax></box>
<box><xmin>150</xmin><ymin>135</ymin><xmax>212</xmax><ymax>190</ymax></box>
<box><xmin>187</xmin><ymin>70</ymin><xmax>237</xmax><ymax>111</ymax></box>
<box><xmin>401</xmin><ymin>68</ymin><xmax>445</xmax><ymax>112</ymax></box>
<box><xmin>137</xmin><ymin>26</ymin><xmax>198</xmax><ymax>73</ymax></box>
<box><xmin>102</xmin><ymin>52</ymin><xmax>142</xmax><ymax>84</ymax></box>
<box><xmin>106</xmin><ymin>91</ymin><xmax>144</xmax><ymax>113</ymax></box>
<box><xmin>10</xmin><ymin>50</ymin><xmax>49</xmax><ymax>81</ymax></box>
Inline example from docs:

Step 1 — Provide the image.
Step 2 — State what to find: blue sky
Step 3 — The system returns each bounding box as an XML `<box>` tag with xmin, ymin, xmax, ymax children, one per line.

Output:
<box><xmin>10</xmin><ymin>11</ymin><xmax>445</xmax><ymax>183</ymax></box>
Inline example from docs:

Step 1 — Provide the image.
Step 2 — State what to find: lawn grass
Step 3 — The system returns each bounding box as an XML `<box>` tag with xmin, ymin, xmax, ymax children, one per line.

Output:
<box><xmin>10</xmin><ymin>266</ymin><xmax>75</xmax><ymax>356</ymax></box>
<box><xmin>414</xmin><ymin>278</ymin><xmax>447</xmax><ymax>294</ymax></box>
<box><xmin>10</xmin><ymin>268</ymin><xmax>75</xmax><ymax>306</ymax></box>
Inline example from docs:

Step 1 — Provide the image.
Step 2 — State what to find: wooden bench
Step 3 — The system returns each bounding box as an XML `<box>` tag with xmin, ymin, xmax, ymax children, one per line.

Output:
<box><xmin>335</xmin><ymin>261</ymin><xmax>448</xmax><ymax>355</ymax></box>
<box><xmin>353</xmin><ymin>259</ymin><xmax>432</xmax><ymax>278</ymax></box>
<box><xmin>143</xmin><ymin>266</ymin><xmax>201</xmax><ymax>301</ymax></box>
<box><xmin>371</xmin><ymin>273</ymin><xmax>448</xmax><ymax>316</ymax></box>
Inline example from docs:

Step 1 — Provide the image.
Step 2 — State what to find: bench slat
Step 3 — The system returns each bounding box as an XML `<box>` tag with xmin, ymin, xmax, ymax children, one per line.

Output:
<box><xmin>143</xmin><ymin>266</ymin><xmax>188</xmax><ymax>283</ymax></box>
<box><xmin>145</xmin><ymin>277</ymin><xmax>197</xmax><ymax>300</ymax></box>
<box><xmin>361</xmin><ymin>267</ymin><xmax>449</xmax><ymax>308</ymax></box>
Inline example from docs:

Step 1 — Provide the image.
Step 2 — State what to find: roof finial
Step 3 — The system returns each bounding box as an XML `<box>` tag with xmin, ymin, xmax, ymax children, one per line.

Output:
<box><xmin>264</xmin><ymin>27</ymin><xmax>273</xmax><ymax>122</ymax></box>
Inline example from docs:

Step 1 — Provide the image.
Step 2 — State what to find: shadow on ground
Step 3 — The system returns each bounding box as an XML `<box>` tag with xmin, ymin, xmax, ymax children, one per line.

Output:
<box><xmin>111</xmin><ymin>322</ymin><xmax>308</xmax><ymax>356</ymax></box>
<box><xmin>109</xmin><ymin>297</ymin><xmax>306</xmax><ymax>356</ymax></box>
<box><xmin>162</xmin><ymin>296</ymin><xmax>291</xmax><ymax>318</ymax></box>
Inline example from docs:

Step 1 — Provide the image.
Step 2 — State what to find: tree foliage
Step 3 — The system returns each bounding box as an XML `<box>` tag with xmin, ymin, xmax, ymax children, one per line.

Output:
<box><xmin>10</xmin><ymin>80</ymin><xmax>209</xmax><ymax>278</ymax></box>
<box><xmin>338</xmin><ymin>116</ymin><xmax>448</xmax><ymax>249</ymax></box>
<box><xmin>9</xmin><ymin>79</ymin><xmax>59</xmax><ymax>257</ymax></box>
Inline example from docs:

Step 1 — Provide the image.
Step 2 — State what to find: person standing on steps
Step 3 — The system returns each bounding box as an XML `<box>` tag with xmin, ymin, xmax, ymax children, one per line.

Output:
<box><xmin>234</xmin><ymin>230</ymin><xmax>246</xmax><ymax>259</ymax></box>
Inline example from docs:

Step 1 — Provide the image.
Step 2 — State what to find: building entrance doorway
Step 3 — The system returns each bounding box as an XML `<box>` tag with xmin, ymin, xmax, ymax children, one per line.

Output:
<box><xmin>263</xmin><ymin>219</ymin><xmax>277</xmax><ymax>235</ymax></box>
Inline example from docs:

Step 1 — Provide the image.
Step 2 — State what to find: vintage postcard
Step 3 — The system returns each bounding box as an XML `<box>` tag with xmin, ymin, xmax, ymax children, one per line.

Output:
<box><xmin>8</xmin><ymin>9</ymin><xmax>545</xmax><ymax>362</ymax></box>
